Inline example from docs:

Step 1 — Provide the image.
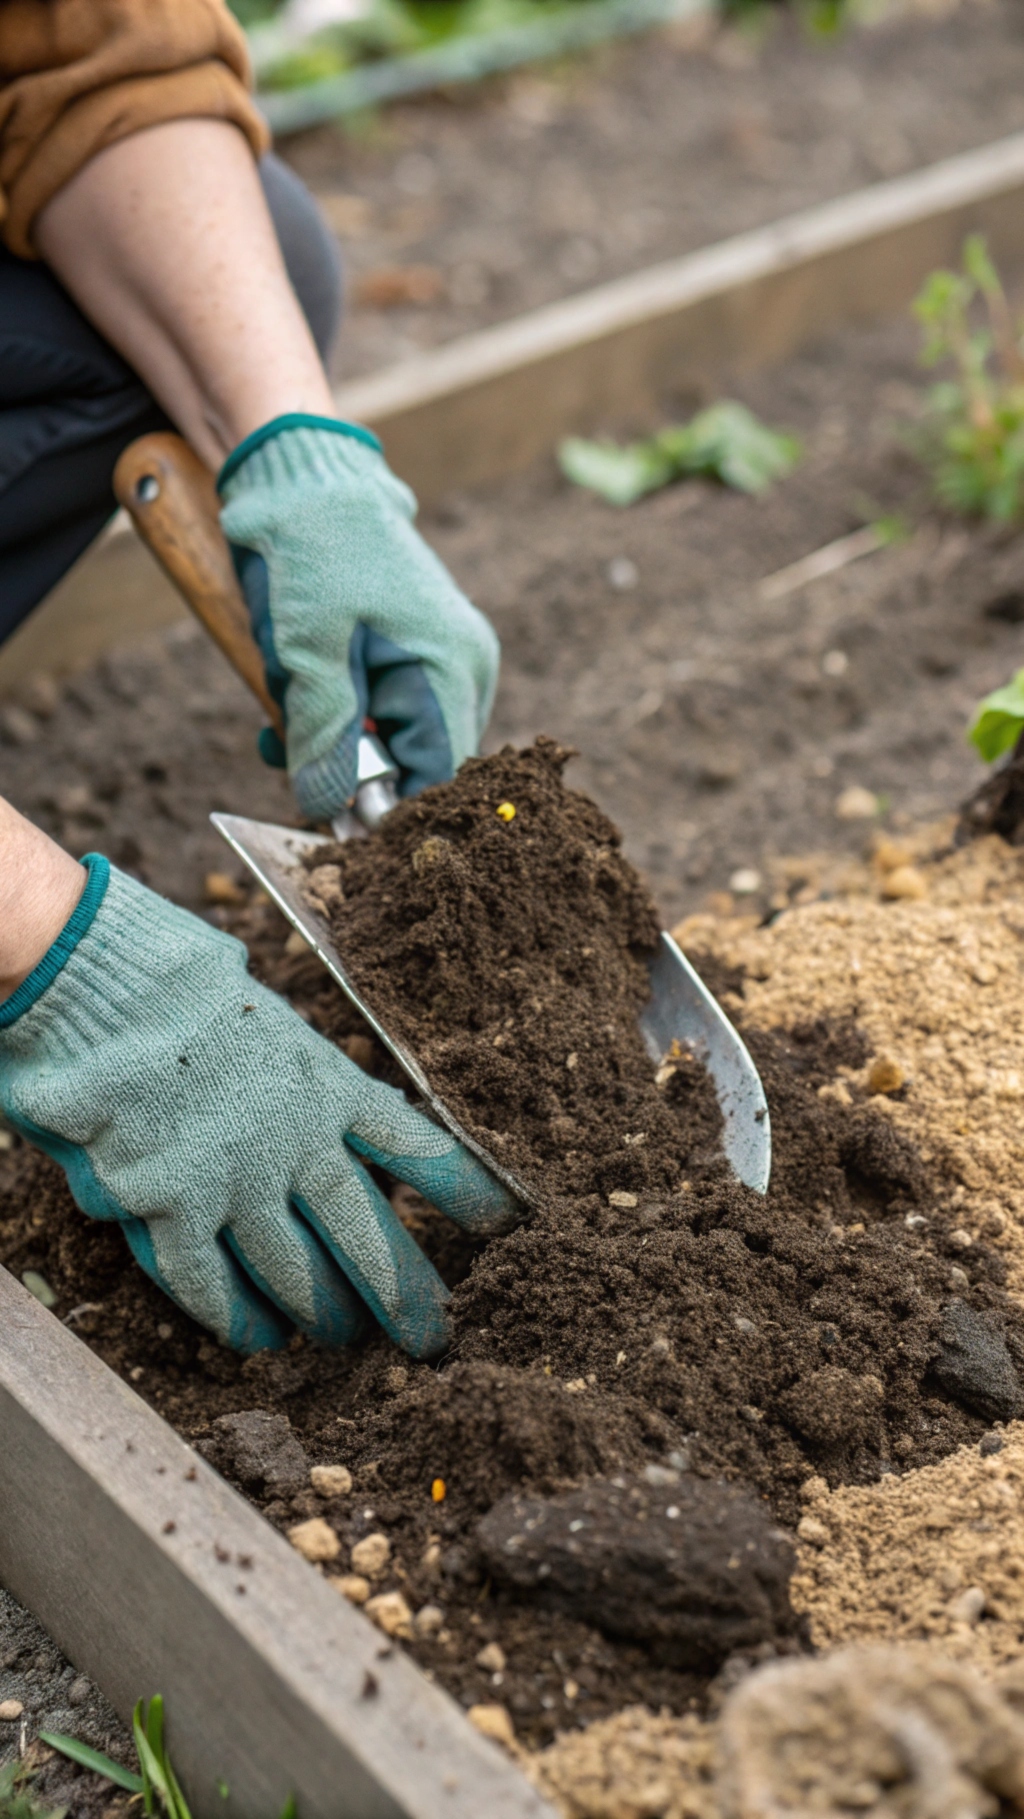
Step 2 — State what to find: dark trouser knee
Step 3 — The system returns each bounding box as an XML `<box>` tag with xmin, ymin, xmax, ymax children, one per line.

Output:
<box><xmin>0</xmin><ymin>154</ymin><xmax>343</xmax><ymax>644</ymax></box>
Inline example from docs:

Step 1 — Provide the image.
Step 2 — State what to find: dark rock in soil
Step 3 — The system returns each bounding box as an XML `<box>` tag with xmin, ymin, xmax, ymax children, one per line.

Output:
<box><xmin>476</xmin><ymin>1473</ymin><xmax>797</xmax><ymax>1671</ymax></box>
<box><xmin>932</xmin><ymin>1300</ymin><xmax>1023</xmax><ymax>1425</ymax></box>
<box><xmin>201</xmin><ymin>1408</ymin><xmax>309</xmax><ymax>1494</ymax></box>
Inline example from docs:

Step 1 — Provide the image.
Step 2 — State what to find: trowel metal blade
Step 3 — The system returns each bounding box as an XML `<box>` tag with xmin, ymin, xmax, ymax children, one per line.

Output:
<box><xmin>212</xmin><ymin>814</ymin><xmax>770</xmax><ymax>1198</ymax></box>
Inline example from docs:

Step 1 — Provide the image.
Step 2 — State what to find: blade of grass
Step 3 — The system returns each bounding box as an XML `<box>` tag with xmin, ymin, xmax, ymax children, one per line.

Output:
<box><xmin>36</xmin><ymin>1733</ymin><xmax>143</xmax><ymax>1796</ymax></box>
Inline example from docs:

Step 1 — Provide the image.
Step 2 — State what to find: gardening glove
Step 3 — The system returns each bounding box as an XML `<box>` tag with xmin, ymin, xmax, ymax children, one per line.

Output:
<box><xmin>218</xmin><ymin>414</ymin><xmax>500</xmax><ymax>820</ymax></box>
<box><xmin>0</xmin><ymin>856</ymin><xmax>519</xmax><ymax>1358</ymax></box>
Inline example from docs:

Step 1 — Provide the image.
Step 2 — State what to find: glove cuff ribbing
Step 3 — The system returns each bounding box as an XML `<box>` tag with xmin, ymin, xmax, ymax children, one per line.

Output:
<box><xmin>217</xmin><ymin>414</ymin><xmax>382</xmax><ymax>493</ymax></box>
<box><xmin>0</xmin><ymin>855</ymin><xmax>110</xmax><ymax>1032</ymax></box>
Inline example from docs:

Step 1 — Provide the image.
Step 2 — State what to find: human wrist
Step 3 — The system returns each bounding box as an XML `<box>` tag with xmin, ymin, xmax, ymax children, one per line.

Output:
<box><xmin>0</xmin><ymin>804</ymin><xmax>90</xmax><ymax>1005</ymax></box>
<box><xmin>0</xmin><ymin>856</ymin><xmax>109</xmax><ymax>1027</ymax></box>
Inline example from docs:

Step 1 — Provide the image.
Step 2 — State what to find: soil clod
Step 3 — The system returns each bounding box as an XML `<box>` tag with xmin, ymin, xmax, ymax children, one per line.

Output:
<box><xmin>932</xmin><ymin>1299</ymin><xmax>1022</xmax><ymax>1425</ymax></box>
<box><xmin>476</xmin><ymin>1474</ymin><xmax>797</xmax><ymax>1672</ymax></box>
<box><xmin>201</xmin><ymin>1409</ymin><xmax>309</xmax><ymax>1495</ymax></box>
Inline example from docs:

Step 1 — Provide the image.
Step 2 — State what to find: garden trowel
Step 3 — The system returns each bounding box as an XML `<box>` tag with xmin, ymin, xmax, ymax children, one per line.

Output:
<box><xmin>114</xmin><ymin>433</ymin><xmax>771</xmax><ymax>1202</ymax></box>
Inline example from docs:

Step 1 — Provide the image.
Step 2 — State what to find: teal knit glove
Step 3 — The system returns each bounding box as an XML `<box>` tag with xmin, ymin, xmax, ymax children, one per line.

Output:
<box><xmin>0</xmin><ymin>858</ymin><xmax>518</xmax><ymax>1357</ymax></box>
<box><xmin>218</xmin><ymin>416</ymin><xmax>500</xmax><ymax>820</ymax></box>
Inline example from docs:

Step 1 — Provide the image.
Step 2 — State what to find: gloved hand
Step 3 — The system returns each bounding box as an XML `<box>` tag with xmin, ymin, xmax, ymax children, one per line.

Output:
<box><xmin>218</xmin><ymin>415</ymin><xmax>500</xmax><ymax>820</ymax></box>
<box><xmin>0</xmin><ymin>856</ymin><xmax>519</xmax><ymax>1357</ymax></box>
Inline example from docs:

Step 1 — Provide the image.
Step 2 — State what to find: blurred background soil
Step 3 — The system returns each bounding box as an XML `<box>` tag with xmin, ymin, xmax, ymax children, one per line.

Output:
<box><xmin>276</xmin><ymin>0</ymin><xmax>1024</xmax><ymax>381</ymax></box>
<box><xmin>3</xmin><ymin>308</ymin><xmax>1023</xmax><ymax>922</ymax></box>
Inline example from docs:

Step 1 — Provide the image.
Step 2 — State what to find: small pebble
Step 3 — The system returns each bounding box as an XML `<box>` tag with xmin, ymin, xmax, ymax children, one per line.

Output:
<box><xmin>796</xmin><ymin>1516</ymin><xmax>829</xmax><ymax>1547</ymax></box>
<box><xmin>203</xmin><ymin>871</ymin><xmax>247</xmax><ymax>907</ymax></box>
<box><xmin>67</xmin><ymin>1677</ymin><xmax>91</xmax><ymax>1708</ymax></box>
<box><xmin>729</xmin><ymin>867</ymin><xmax>762</xmax><ymax>895</ymax></box>
<box><xmin>287</xmin><ymin>1517</ymin><xmax>341</xmax><ymax>1564</ymax></box>
<box><xmin>0</xmin><ymin>705</ymin><xmax>39</xmax><ymax>747</ymax></box>
<box><xmin>834</xmin><ymin>785</ymin><xmax>877</xmax><ymax>821</ymax></box>
<box><xmin>333</xmin><ymin>1574</ymin><xmax>371</xmax><ymax>1605</ymax></box>
<box><xmin>948</xmin><ymin>1585</ymin><xmax>986</xmax><ymax>1624</ymax></box>
<box><xmin>980</xmin><ymin>1433</ymin><xmax>1004</xmax><ymax>1456</ymax></box>
<box><xmin>310</xmin><ymin>1464</ymin><xmax>353</xmax><ymax>1498</ymax></box>
<box><xmin>821</xmin><ymin>649</ymin><xmax>848</xmax><ymax>677</ymax></box>
<box><xmin>0</xmin><ymin>1700</ymin><xmax>24</xmax><ymax>1721</ymax></box>
<box><xmin>351</xmin><ymin>1532</ymin><xmax>391</xmax><ymax>1578</ymax></box>
<box><xmin>608</xmin><ymin>1191</ymin><xmax>637</xmax><ymax>1208</ymax></box>
<box><xmin>21</xmin><ymin>1270</ymin><xmax>56</xmax><ymax>1309</ymax></box>
<box><xmin>607</xmin><ymin>556</ymin><xmax>639</xmax><ymax>591</ymax></box>
<box><xmin>413</xmin><ymin>1604</ymin><xmax>445</xmax><ymax>1638</ymax></box>
<box><xmin>866</xmin><ymin>1056</ymin><xmax>905</xmax><ymax>1095</ymax></box>
<box><xmin>949</xmin><ymin>1229</ymin><xmax>973</xmax><ymax>1249</ymax></box>
<box><xmin>733</xmin><ymin>1316</ymin><xmax>756</xmax><ymax>1334</ymax></box>
<box><xmin>365</xmin><ymin>1591</ymin><xmax>414</xmax><ymax>1639</ymax></box>
<box><xmin>881</xmin><ymin>865</ymin><xmax>927</xmax><ymax>902</ymax></box>
<box><xmin>467</xmin><ymin>1704</ymin><xmax>515</xmax><ymax>1747</ymax></box>
<box><xmin>475</xmin><ymin>1642</ymin><xmax>506</xmax><ymax>1673</ymax></box>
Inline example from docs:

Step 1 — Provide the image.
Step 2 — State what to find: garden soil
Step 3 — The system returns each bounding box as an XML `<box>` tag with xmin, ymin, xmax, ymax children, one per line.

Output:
<box><xmin>4</xmin><ymin>752</ymin><xmax>1024</xmax><ymax>1769</ymax></box>
<box><xmin>280</xmin><ymin>0</ymin><xmax>1024</xmax><ymax>386</ymax></box>
<box><xmin>5</xmin><ymin>293</ymin><xmax>1024</xmax><ymax>1798</ymax></box>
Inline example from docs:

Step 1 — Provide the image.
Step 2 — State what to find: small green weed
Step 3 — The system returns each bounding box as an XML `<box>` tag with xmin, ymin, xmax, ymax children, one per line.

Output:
<box><xmin>913</xmin><ymin>235</ymin><xmax>1024</xmax><ymax>520</ymax></box>
<box><xmin>968</xmin><ymin>667</ymin><xmax>1024</xmax><ymax>763</ymax></box>
<box><xmin>0</xmin><ymin>1759</ymin><xmax>66</xmax><ymax>1819</ymax></box>
<box><xmin>558</xmin><ymin>400</ymin><xmax>801</xmax><ymax>506</ymax></box>
<box><xmin>42</xmin><ymin>1700</ymin><xmax>298</xmax><ymax>1819</ymax></box>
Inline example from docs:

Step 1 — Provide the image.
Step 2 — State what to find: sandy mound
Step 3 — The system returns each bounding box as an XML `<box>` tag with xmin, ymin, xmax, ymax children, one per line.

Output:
<box><xmin>675</xmin><ymin>829</ymin><xmax>1024</xmax><ymax>1295</ymax></box>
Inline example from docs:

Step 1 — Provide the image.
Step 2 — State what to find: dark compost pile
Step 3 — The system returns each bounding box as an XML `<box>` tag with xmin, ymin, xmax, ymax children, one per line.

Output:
<box><xmin>305</xmin><ymin>735</ymin><xmax>723</xmax><ymax>1204</ymax></box>
<box><xmin>3</xmin><ymin>741</ymin><xmax>1024</xmax><ymax>1748</ymax></box>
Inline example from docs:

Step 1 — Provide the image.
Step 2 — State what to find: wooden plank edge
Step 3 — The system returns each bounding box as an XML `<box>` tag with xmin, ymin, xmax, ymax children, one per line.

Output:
<box><xmin>0</xmin><ymin>1265</ymin><xmax>554</xmax><ymax>1819</ymax></box>
<box><xmin>334</xmin><ymin>129</ymin><xmax>1024</xmax><ymax>500</ymax></box>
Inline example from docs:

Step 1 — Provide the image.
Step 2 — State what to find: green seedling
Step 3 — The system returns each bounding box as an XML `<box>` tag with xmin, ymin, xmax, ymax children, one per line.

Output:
<box><xmin>43</xmin><ymin>1706</ymin><xmax>298</xmax><ymax>1819</ymax></box>
<box><xmin>913</xmin><ymin>235</ymin><xmax>1024</xmax><ymax>520</ymax></box>
<box><xmin>968</xmin><ymin>667</ymin><xmax>1024</xmax><ymax>763</ymax></box>
<box><xmin>0</xmin><ymin>1760</ymin><xmax>66</xmax><ymax>1819</ymax></box>
<box><xmin>38</xmin><ymin>1732</ymin><xmax>143</xmax><ymax>1795</ymax></box>
<box><xmin>559</xmin><ymin>400</ymin><xmax>801</xmax><ymax>506</ymax></box>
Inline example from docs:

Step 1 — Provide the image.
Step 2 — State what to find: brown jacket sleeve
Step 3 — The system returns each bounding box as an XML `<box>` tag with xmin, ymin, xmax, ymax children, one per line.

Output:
<box><xmin>0</xmin><ymin>0</ymin><xmax>270</xmax><ymax>257</ymax></box>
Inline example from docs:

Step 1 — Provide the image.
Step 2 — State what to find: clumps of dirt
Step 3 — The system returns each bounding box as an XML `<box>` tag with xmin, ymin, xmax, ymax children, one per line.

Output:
<box><xmin>477</xmin><ymin>1474</ymin><xmax>798</xmax><ymax>1671</ymax></box>
<box><xmin>6</xmin><ymin>769</ymin><xmax>1024</xmax><ymax>1745</ymax></box>
<box><xmin>305</xmin><ymin>737</ymin><xmax>724</xmax><ymax>1205</ymax></box>
<box><xmin>447</xmin><ymin>1014</ymin><xmax>1022</xmax><ymax>1520</ymax></box>
<box><xmin>716</xmin><ymin>1645</ymin><xmax>1024</xmax><ymax>1819</ymax></box>
<box><xmin>792</xmin><ymin>1424</ymin><xmax>1024</xmax><ymax>1674</ymax></box>
<box><xmin>675</xmin><ymin>828</ymin><xmax>1024</xmax><ymax>1298</ymax></box>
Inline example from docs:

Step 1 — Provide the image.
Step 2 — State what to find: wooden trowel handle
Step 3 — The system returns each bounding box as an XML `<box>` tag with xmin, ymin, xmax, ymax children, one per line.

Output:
<box><xmin>113</xmin><ymin>432</ymin><xmax>284</xmax><ymax>740</ymax></box>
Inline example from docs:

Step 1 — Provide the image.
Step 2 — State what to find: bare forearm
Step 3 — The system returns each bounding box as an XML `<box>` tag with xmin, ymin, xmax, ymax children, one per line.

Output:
<box><xmin>34</xmin><ymin>120</ymin><xmax>337</xmax><ymax>472</ymax></box>
<box><xmin>0</xmin><ymin>800</ymin><xmax>86</xmax><ymax>1003</ymax></box>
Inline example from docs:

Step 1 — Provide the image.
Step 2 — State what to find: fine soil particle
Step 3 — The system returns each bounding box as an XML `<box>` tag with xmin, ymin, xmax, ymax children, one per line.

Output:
<box><xmin>307</xmin><ymin>737</ymin><xmax>723</xmax><ymax>1205</ymax></box>
<box><xmin>5</xmin><ymin>770</ymin><xmax>1024</xmax><ymax>1747</ymax></box>
<box><xmin>792</xmin><ymin>1424</ymin><xmax>1024</xmax><ymax>1675</ymax></box>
